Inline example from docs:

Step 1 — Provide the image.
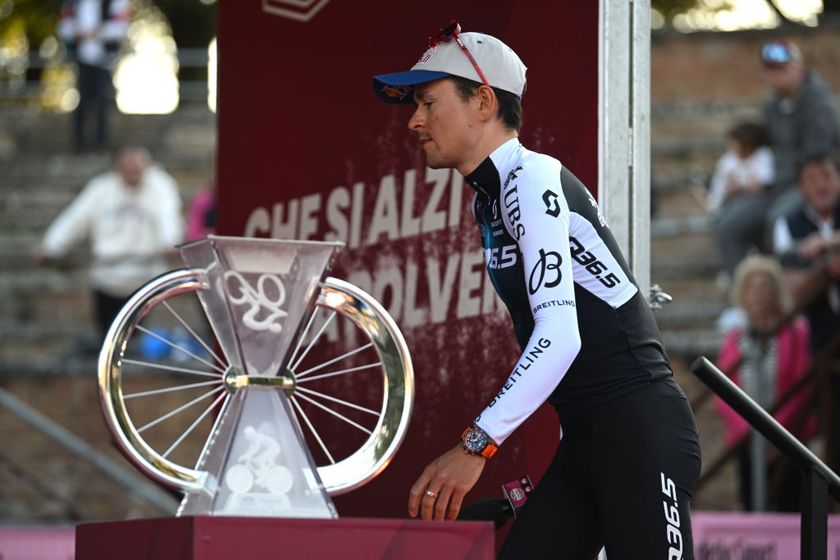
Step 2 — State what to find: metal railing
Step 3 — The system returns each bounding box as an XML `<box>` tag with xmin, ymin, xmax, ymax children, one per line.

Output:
<box><xmin>691</xmin><ymin>356</ymin><xmax>840</xmax><ymax>560</ymax></box>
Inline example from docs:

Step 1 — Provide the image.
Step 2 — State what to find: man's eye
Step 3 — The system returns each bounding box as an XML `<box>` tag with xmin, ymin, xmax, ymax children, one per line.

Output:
<box><xmin>424</xmin><ymin>102</ymin><xmax>433</xmax><ymax>109</ymax></box>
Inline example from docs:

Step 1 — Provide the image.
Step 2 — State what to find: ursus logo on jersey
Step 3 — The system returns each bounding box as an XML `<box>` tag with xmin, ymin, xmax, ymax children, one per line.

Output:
<box><xmin>504</xmin><ymin>166</ymin><xmax>523</xmax><ymax>188</ymax></box>
<box><xmin>542</xmin><ymin>189</ymin><xmax>561</xmax><ymax>218</ymax></box>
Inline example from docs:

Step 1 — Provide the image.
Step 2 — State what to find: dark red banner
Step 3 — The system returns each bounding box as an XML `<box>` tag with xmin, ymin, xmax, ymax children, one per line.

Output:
<box><xmin>217</xmin><ymin>1</ymin><xmax>599</xmax><ymax>521</ymax></box>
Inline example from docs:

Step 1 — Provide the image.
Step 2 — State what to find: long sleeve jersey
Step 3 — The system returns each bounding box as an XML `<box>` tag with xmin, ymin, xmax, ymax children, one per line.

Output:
<box><xmin>467</xmin><ymin>139</ymin><xmax>672</xmax><ymax>445</ymax></box>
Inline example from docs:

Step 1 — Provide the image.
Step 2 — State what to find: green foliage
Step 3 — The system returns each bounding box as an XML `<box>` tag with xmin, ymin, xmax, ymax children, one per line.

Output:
<box><xmin>651</xmin><ymin>0</ymin><xmax>703</xmax><ymax>22</ymax></box>
<box><xmin>0</xmin><ymin>0</ymin><xmax>216</xmax><ymax>49</ymax></box>
<box><xmin>152</xmin><ymin>0</ymin><xmax>216</xmax><ymax>48</ymax></box>
<box><xmin>0</xmin><ymin>0</ymin><xmax>62</xmax><ymax>46</ymax></box>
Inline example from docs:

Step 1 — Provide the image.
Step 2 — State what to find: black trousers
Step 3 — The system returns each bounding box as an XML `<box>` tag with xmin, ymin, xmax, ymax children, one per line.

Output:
<box><xmin>500</xmin><ymin>377</ymin><xmax>701</xmax><ymax>560</ymax></box>
<box><xmin>93</xmin><ymin>289</ymin><xmax>129</xmax><ymax>341</ymax></box>
<box><xmin>74</xmin><ymin>62</ymin><xmax>113</xmax><ymax>150</ymax></box>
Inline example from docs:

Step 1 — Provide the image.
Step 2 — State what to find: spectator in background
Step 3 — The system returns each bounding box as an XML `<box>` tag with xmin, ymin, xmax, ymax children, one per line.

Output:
<box><xmin>761</xmin><ymin>38</ymin><xmax>840</xmax><ymax>227</ymax></box>
<box><xmin>186</xmin><ymin>178</ymin><xmax>217</xmax><ymax>242</ymax></box>
<box><xmin>58</xmin><ymin>0</ymin><xmax>130</xmax><ymax>152</ymax></box>
<box><xmin>773</xmin><ymin>156</ymin><xmax>840</xmax><ymax>469</ymax></box>
<box><xmin>715</xmin><ymin>255</ymin><xmax>814</xmax><ymax>512</ymax></box>
<box><xmin>37</xmin><ymin>146</ymin><xmax>184</xmax><ymax>340</ymax></box>
<box><xmin>710</xmin><ymin>122</ymin><xmax>775</xmax><ymax>288</ymax></box>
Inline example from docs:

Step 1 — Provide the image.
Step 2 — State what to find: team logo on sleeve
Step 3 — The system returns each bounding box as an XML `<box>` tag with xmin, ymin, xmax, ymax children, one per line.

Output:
<box><xmin>542</xmin><ymin>189</ymin><xmax>561</xmax><ymax>217</ymax></box>
<box><xmin>528</xmin><ymin>248</ymin><xmax>562</xmax><ymax>294</ymax></box>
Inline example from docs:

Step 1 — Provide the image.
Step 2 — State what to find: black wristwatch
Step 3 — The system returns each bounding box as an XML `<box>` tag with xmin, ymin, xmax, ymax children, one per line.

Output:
<box><xmin>461</xmin><ymin>425</ymin><xmax>498</xmax><ymax>458</ymax></box>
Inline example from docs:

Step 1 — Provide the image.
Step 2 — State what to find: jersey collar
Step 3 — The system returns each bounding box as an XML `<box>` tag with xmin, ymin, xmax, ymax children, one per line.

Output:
<box><xmin>464</xmin><ymin>138</ymin><xmax>522</xmax><ymax>199</ymax></box>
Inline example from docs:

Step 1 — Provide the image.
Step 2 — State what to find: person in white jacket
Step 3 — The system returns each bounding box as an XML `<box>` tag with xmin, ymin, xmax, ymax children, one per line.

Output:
<box><xmin>710</xmin><ymin>122</ymin><xmax>775</xmax><ymax>286</ymax></box>
<box><xmin>37</xmin><ymin>146</ymin><xmax>184</xmax><ymax>338</ymax></box>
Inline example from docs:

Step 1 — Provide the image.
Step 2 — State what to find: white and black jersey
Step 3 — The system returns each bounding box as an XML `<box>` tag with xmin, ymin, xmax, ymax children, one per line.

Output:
<box><xmin>467</xmin><ymin>139</ymin><xmax>672</xmax><ymax>444</ymax></box>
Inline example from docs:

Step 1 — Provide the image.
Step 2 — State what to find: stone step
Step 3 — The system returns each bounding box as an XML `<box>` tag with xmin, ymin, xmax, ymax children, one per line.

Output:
<box><xmin>652</xmin><ymin>214</ymin><xmax>713</xmax><ymax>237</ymax></box>
<box><xmin>0</xmin><ymin>104</ymin><xmax>216</xmax><ymax>158</ymax></box>
<box><xmin>654</xmin><ymin>301</ymin><xmax>726</xmax><ymax>330</ymax></box>
<box><xmin>653</xmin><ymin>167</ymin><xmax>711</xmax><ymax>193</ymax></box>
<box><xmin>651</xmin><ymin>98</ymin><xmax>764</xmax><ymax>120</ymax></box>
<box><xmin>661</xmin><ymin>329</ymin><xmax>722</xmax><ymax>361</ymax></box>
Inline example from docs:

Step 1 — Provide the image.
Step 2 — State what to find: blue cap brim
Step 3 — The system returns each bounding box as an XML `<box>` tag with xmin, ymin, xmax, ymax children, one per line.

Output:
<box><xmin>372</xmin><ymin>70</ymin><xmax>451</xmax><ymax>104</ymax></box>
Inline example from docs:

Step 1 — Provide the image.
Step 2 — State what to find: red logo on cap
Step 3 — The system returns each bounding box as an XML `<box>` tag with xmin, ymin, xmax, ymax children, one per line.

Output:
<box><xmin>381</xmin><ymin>85</ymin><xmax>411</xmax><ymax>100</ymax></box>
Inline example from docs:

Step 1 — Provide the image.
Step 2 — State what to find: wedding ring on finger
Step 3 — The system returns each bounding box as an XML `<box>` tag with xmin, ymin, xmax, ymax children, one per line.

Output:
<box><xmin>424</xmin><ymin>489</ymin><xmax>438</xmax><ymax>499</ymax></box>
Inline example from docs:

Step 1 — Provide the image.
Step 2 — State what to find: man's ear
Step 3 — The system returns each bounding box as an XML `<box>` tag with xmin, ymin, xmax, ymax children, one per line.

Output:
<box><xmin>476</xmin><ymin>85</ymin><xmax>497</xmax><ymax>121</ymax></box>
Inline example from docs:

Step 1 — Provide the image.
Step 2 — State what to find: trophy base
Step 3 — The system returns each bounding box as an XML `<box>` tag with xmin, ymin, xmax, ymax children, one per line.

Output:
<box><xmin>75</xmin><ymin>516</ymin><xmax>494</xmax><ymax>560</ymax></box>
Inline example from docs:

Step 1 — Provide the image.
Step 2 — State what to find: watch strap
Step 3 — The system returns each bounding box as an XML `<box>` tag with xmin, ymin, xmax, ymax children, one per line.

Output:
<box><xmin>461</xmin><ymin>425</ymin><xmax>498</xmax><ymax>459</ymax></box>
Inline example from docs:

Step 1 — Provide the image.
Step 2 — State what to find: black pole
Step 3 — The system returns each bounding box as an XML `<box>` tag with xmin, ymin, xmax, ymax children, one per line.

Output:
<box><xmin>802</xmin><ymin>466</ymin><xmax>828</xmax><ymax>560</ymax></box>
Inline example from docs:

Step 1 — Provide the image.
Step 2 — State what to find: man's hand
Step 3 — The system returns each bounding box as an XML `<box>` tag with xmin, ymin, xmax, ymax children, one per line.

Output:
<box><xmin>408</xmin><ymin>445</ymin><xmax>486</xmax><ymax>521</ymax></box>
<box><xmin>35</xmin><ymin>246</ymin><xmax>51</xmax><ymax>266</ymax></box>
<box><xmin>798</xmin><ymin>232</ymin><xmax>827</xmax><ymax>261</ymax></box>
<box><xmin>827</xmin><ymin>252</ymin><xmax>840</xmax><ymax>279</ymax></box>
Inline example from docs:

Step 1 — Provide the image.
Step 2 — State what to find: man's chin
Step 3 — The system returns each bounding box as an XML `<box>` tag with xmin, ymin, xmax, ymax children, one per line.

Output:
<box><xmin>423</xmin><ymin>154</ymin><xmax>450</xmax><ymax>170</ymax></box>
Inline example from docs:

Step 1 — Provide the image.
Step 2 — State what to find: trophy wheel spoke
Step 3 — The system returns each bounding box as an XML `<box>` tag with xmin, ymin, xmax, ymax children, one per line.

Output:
<box><xmin>292</xmin><ymin>390</ymin><xmax>373</xmax><ymax>435</ymax></box>
<box><xmin>295</xmin><ymin>362</ymin><xmax>383</xmax><ymax>384</ymax></box>
<box><xmin>290</xmin><ymin>310</ymin><xmax>338</xmax><ymax>372</ymax></box>
<box><xmin>293</xmin><ymin>342</ymin><xmax>374</xmax><ymax>379</ymax></box>
<box><xmin>136</xmin><ymin>386</ymin><xmax>226</xmax><ymax>433</ymax></box>
<box><xmin>162</xmin><ymin>392</ymin><xmax>229</xmax><ymax>459</ymax></box>
<box><xmin>135</xmin><ymin>325</ymin><xmax>226</xmax><ymax>374</ymax></box>
<box><xmin>161</xmin><ymin>300</ymin><xmax>227</xmax><ymax>368</ymax></box>
<box><xmin>121</xmin><ymin>359</ymin><xmax>224</xmax><ymax>379</ymax></box>
<box><xmin>123</xmin><ymin>379</ymin><xmax>223</xmax><ymax>399</ymax></box>
<box><xmin>290</xmin><ymin>395</ymin><xmax>336</xmax><ymax>464</ymax></box>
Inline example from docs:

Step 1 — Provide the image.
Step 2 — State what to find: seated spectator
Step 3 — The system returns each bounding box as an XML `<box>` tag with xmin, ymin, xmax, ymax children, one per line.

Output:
<box><xmin>715</xmin><ymin>255</ymin><xmax>815</xmax><ymax>512</ymax></box>
<box><xmin>710</xmin><ymin>122</ymin><xmax>775</xmax><ymax>288</ymax></box>
<box><xmin>773</xmin><ymin>156</ymin><xmax>840</xmax><ymax>470</ymax></box>
<box><xmin>773</xmin><ymin>157</ymin><xmax>840</xmax><ymax>354</ymax></box>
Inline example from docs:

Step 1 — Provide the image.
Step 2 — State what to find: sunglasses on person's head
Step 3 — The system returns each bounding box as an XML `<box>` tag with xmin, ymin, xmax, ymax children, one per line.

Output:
<box><xmin>761</xmin><ymin>43</ymin><xmax>795</xmax><ymax>66</ymax></box>
<box><xmin>427</xmin><ymin>21</ymin><xmax>490</xmax><ymax>87</ymax></box>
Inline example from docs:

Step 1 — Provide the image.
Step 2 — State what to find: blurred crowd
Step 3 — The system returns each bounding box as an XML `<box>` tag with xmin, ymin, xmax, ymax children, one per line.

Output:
<box><xmin>705</xmin><ymin>38</ymin><xmax>840</xmax><ymax>512</ymax></box>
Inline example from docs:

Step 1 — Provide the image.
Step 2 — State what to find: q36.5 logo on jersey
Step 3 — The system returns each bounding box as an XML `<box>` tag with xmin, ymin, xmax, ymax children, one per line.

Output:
<box><xmin>528</xmin><ymin>248</ymin><xmax>562</xmax><ymax>295</ymax></box>
<box><xmin>542</xmin><ymin>189</ymin><xmax>561</xmax><ymax>218</ymax></box>
<box><xmin>486</xmin><ymin>244</ymin><xmax>518</xmax><ymax>270</ymax></box>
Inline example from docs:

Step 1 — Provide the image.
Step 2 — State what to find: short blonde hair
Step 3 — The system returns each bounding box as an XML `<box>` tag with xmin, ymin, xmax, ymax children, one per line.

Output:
<box><xmin>731</xmin><ymin>255</ymin><xmax>793</xmax><ymax>315</ymax></box>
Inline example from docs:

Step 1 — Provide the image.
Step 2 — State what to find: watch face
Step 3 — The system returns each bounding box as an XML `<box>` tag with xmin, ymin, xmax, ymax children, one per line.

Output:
<box><xmin>464</xmin><ymin>429</ymin><xmax>488</xmax><ymax>453</ymax></box>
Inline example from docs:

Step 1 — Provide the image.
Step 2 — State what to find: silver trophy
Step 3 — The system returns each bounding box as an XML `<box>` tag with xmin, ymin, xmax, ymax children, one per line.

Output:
<box><xmin>97</xmin><ymin>236</ymin><xmax>414</xmax><ymax>517</ymax></box>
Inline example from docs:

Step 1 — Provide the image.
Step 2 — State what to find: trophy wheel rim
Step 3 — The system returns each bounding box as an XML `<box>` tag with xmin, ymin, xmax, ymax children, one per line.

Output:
<box><xmin>98</xmin><ymin>269</ymin><xmax>414</xmax><ymax>496</ymax></box>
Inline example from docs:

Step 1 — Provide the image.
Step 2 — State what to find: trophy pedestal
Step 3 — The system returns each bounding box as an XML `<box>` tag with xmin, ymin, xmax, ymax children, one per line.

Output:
<box><xmin>75</xmin><ymin>516</ymin><xmax>494</xmax><ymax>560</ymax></box>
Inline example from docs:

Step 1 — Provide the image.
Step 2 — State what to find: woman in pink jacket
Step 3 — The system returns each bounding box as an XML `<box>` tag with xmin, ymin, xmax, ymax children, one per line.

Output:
<box><xmin>716</xmin><ymin>255</ymin><xmax>815</xmax><ymax>511</ymax></box>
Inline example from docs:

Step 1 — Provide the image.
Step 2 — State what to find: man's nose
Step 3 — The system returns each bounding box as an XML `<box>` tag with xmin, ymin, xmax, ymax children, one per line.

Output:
<box><xmin>408</xmin><ymin>108</ymin><xmax>423</xmax><ymax>131</ymax></box>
